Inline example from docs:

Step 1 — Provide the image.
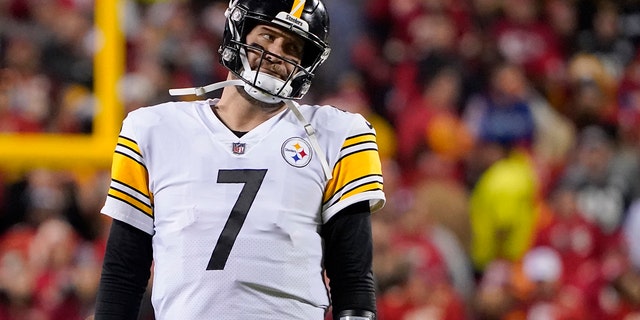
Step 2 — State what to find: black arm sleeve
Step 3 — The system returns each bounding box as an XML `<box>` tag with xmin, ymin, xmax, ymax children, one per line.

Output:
<box><xmin>321</xmin><ymin>201</ymin><xmax>376</xmax><ymax>319</ymax></box>
<box><xmin>94</xmin><ymin>219</ymin><xmax>153</xmax><ymax>320</ymax></box>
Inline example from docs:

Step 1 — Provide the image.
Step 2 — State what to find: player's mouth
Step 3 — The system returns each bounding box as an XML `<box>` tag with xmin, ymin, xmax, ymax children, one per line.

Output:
<box><xmin>258</xmin><ymin>63</ymin><xmax>287</xmax><ymax>81</ymax></box>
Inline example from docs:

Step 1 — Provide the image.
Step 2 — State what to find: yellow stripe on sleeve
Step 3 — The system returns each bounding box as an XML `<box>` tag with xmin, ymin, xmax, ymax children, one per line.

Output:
<box><xmin>340</xmin><ymin>181</ymin><xmax>384</xmax><ymax>200</ymax></box>
<box><xmin>323</xmin><ymin>148</ymin><xmax>382</xmax><ymax>203</ymax></box>
<box><xmin>344</xmin><ymin>133</ymin><xmax>376</xmax><ymax>148</ymax></box>
<box><xmin>117</xmin><ymin>136</ymin><xmax>142</xmax><ymax>155</ymax></box>
<box><xmin>112</xmin><ymin>153</ymin><xmax>150</xmax><ymax>195</ymax></box>
<box><xmin>108</xmin><ymin>187</ymin><xmax>153</xmax><ymax>217</ymax></box>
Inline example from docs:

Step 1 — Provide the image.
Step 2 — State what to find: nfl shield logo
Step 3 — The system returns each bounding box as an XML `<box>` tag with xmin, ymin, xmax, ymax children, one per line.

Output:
<box><xmin>232</xmin><ymin>142</ymin><xmax>245</xmax><ymax>154</ymax></box>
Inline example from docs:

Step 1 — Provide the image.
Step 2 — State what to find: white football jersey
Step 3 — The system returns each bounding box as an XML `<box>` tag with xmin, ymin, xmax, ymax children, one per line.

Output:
<box><xmin>101</xmin><ymin>99</ymin><xmax>385</xmax><ymax>320</ymax></box>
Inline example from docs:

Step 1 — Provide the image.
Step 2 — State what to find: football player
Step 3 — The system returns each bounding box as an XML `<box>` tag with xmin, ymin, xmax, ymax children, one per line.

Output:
<box><xmin>93</xmin><ymin>0</ymin><xmax>385</xmax><ymax>319</ymax></box>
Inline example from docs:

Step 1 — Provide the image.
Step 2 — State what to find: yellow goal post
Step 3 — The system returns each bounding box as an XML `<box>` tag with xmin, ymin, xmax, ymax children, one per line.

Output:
<box><xmin>0</xmin><ymin>0</ymin><xmax>123</xmax><ymax>173</ymax></box>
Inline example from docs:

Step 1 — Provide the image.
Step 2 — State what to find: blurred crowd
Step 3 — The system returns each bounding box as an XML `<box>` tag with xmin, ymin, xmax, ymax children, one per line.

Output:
<box><xmin>3</xmin><ymin>0</ymin><xmax>640</xmax><ymax>319</ymax></box>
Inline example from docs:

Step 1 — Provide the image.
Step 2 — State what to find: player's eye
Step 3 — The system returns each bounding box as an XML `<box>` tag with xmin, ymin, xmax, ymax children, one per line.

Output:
<box><xmin>260</xmin><ymin>33</ymin><xmax>275</xmax><ymax>42</ymax></box>
<box><xmin>286</xmin><ymin>43</ymin><xmax>303</xmax><ymax>60</ymax></box>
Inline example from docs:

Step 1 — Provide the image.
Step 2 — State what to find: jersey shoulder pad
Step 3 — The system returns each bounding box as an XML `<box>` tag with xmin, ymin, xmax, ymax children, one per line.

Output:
<box><xmin>305</xmin><ymin>104</ymin><xmax>374</xmax><ymax>136</ymax></box>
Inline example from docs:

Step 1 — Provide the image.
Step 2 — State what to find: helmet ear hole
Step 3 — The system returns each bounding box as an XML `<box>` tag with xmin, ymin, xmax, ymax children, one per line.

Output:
<box><xmin>219</xmin><ymin>0</ymin><xmax>330</xmax><ymax>101</ymax></box>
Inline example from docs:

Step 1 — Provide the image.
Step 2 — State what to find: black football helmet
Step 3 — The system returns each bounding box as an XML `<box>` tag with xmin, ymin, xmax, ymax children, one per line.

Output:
<box><xmin>219</xmin><ymin>0</ymin><xmax>331</xmax><ymax>102</ymax></box>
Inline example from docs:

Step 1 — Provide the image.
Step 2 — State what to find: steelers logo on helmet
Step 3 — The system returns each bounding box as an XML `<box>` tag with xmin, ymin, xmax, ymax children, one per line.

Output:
<box><xmin>219</xmin><ymin>0</ymin><xmax>331</xmax><ymax>102</ymax></box>
<box><xmin>281</xmin><ymin>137</ymin><xmax>313</xmax><ymax>167</ymax></box>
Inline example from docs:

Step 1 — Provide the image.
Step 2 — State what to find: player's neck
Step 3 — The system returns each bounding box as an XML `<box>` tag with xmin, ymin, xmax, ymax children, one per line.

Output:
<box><xmin>215</xmin><ymin>88</ymin><xmax>286</xmax><ymax>132</ymax></box>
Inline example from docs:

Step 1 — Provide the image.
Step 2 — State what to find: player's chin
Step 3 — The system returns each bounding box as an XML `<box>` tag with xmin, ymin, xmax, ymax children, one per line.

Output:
<box><xmin>256</xmin><ymin>98</ymin><xmax>285</xmax><ymax>109</ymax></box>
<box><xmin>236</xmin><ymin>86</ymin><xmax>285</xmax><ymax>108</ymax></box>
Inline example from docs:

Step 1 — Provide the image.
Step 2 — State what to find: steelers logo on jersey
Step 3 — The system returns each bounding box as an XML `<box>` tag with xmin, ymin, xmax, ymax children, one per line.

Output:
<box><xmin>281</xmin><ymin>137</ymin><xmax>312</xmax><ymax>168</ymax></box>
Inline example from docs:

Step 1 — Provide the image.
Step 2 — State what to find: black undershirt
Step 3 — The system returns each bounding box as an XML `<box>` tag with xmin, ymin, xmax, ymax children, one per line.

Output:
<box><xmin>94</xmin><ymin>220</ymin><xmax>152</xmax><ymax>319</ymax></box>
<box><xmin>231</xmin><ymin>129</ymin><xmax>247</xmax><ymax>138</ymax></box>
<box><xmin>93</xmin><ymin>201</ymin><xmax>375</xmax><ymax>319</ymax></box>
<box><xmin>322</xmin><ymin>201</ymin><xmax>376</xmax><ymax>318</ymax></box>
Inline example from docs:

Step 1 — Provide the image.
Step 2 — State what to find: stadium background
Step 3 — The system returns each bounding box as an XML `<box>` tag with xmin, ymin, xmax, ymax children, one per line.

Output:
<box><xmin>2</xmin><ymin>0</ymin><xmax>640</xmax><ymax>319</ymax></box>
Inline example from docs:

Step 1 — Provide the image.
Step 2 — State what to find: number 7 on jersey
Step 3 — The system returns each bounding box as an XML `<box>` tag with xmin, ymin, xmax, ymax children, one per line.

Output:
<box><xmin>207</xmin><ymin>169</ymin><xmax>267</xmax><ymax>270</ymax></box>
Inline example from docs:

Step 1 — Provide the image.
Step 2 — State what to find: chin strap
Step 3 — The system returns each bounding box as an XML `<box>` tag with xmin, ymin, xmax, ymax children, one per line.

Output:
<box><xmin>168</xmin><ymin>81</ymin><xmax>332</xmax><ymax>181</ymax></box>
<box><xmin>168</xmin><ymin>80</ymin><xmax>245</xmax><ymax>96</ymax></box>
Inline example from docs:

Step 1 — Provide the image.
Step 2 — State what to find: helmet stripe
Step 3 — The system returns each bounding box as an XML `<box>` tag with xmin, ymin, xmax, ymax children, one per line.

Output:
<box><xmin>290</xmin><ymin>0</ymin><xmax>305</xmax><ymax>18</ymax></box>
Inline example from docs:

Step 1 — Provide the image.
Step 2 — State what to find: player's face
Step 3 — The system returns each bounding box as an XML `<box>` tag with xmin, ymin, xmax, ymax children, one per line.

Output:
<box><xmin>245</xmin><ymin>24</ymin><xmax>304</xmax><ymax>81</ymax></box>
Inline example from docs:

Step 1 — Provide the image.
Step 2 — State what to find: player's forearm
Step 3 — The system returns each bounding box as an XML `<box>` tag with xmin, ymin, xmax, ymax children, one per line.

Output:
<box><xmin>94</xmin><ymin>219</ymin><xmax>153</xmax><ymax>320</ymax></box>
<box><xmin>94</xmin><ymin>278</ymin><xmax>145</xmax><ymax>319</ymax></box>
<box><xmin>322</xmin><ymin>201</ymin><xmax>377</xmax><ymax>319</ymax></box>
